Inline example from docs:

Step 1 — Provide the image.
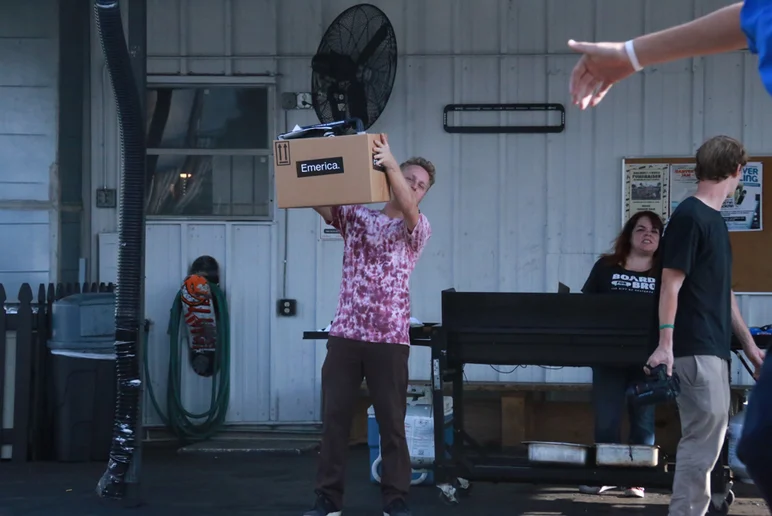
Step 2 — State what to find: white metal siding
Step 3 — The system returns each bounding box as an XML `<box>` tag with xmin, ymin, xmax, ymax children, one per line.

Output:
<box><xmin>0</xmin><ymin>2</ymin><xmax>59</xmax><ymax>298</ymax></box>
<box><xmin>143</xmin><ymin>223</ymin><xmax>276</xmax><ymax>424</ymax></box>
<box><xmin>90</xmin><ymin>0</ymin><xmax>769</xmax><ymax>425</ymax></box>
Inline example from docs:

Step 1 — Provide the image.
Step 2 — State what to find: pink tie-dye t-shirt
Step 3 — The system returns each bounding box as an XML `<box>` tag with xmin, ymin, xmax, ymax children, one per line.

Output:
<box><xmin>327</xmin><ymin>205</ymin><xmax>431</xmax><ymax>346</ymax></box>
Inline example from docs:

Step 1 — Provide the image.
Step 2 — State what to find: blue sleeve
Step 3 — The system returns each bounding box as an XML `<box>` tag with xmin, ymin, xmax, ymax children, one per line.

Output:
<box><xmin>741</xmin><ymin>0</ymin><xmax>760</xmax><ymax>54</ymax></box>
<box><xmin>741</xmin><ymin>0</ymin><xmax>772</xmax><ymax>96</ymax></box>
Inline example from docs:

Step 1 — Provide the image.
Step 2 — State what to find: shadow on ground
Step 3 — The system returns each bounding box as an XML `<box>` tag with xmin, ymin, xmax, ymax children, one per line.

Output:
<box><xmin>0</xmin><ymin>443</ymin><xmax>767</xmax><ymax>515</ymax></box>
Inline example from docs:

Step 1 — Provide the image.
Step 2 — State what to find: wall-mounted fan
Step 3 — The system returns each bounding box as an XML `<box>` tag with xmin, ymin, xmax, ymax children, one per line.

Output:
<box><xmin>278</xmin><ymin>3</ymin><xmax>398</xmax><ymax>140</ymax></box>
<box><xmin>311</xmin><ymin>3</ymin><xmax>398</xmax><ymax>133</ymax></box>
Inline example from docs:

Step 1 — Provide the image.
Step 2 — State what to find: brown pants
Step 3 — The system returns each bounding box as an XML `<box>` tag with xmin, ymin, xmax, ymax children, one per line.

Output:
<box><xmin>669</xmin><ymin>355</ymin><xmax>731</xmax><ymax>516</ymax></box>
<box><xmin>315</xmin><ymin>336</ymin><xmax>411</xmax><ymax>509</ymax></box>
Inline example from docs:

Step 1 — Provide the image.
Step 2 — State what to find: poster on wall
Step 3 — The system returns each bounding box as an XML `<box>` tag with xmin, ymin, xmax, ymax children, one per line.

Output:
<box><xmin>723</xmin><ymin>161</ymin><xmax>763</xmax><ymax>231</ymax></box>
<box><xmin>623</xmin><ymin>162</ymin><xmax>669</xmax><ymax>222</ymax></box>
<box><xmin>669</xmin><ymin>162</ymin><xmax>763</xmax><ymax>231</ymax></box>
<box><xmin>669</xmin><ymin>163</ymin><xmax>698</xmax><ymax>215</ymax></box>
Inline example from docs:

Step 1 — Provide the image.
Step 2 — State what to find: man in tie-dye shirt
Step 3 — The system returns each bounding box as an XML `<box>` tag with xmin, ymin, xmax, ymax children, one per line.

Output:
<box><xmin>304</xmin><ymin>134</ymin><xmax>434</xmax><ymax>516</ymax></box>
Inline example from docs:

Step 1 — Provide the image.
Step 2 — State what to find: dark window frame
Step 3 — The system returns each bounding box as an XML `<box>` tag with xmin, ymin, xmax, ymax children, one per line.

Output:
<box><xmin>144</xmin><ymin>78</ymin><xmax>275</xmax><ymax>222</ymax></box>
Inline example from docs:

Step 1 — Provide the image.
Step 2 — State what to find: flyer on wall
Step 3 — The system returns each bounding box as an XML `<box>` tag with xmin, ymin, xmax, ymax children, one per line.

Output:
<box><xmin>669</xmin><ymin>162</ymin><xmax>763</xmax><ymax>231</ymax></box>
<box><xmin>623</xmin><ymin>162</ymin><xmax>669</xmax><ymax>221</ymax></box>
<box><xmin>669</xmin><ymin>164</ymin><xmax>698</xmax><ymax>216</ymax></box>
<box><xmin>722</xmin><ymin>161</ymin><xmax>763</xmax><ymax>231</ymax></box>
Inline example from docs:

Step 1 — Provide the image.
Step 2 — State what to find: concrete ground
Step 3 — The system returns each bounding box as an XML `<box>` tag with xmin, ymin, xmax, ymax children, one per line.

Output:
<box><xmin>0</xmin><ymin>443</ymin><xmax>768</xmax><ymax>516</ymax></box>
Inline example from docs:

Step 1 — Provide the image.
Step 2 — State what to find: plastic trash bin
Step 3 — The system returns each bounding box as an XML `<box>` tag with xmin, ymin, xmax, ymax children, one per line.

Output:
<box><xmin>47</xmin><ymin>292</ymin><xmax>116</xmax><ymax>462</ymax></box>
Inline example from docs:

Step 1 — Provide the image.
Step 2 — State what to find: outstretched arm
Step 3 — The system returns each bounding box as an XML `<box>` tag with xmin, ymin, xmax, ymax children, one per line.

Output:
<box><xmin>632</xmin><ymin>2</ymin><xmax>746</xmax><ymax>66</ymax></box>
<box><xmin>568</xmin><ymin>2</ymin><xmax>746</xmax><ymax>109</ymax></box>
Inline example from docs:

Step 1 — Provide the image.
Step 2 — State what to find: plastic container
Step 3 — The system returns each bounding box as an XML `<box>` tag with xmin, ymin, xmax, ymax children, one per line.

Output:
<box><xmin>49</xmin><ymin>348</ymin><xmax>116</xmax><ymax>462</ymax></box>
<box><xmin>49</xmin><ymin>292</ymin><xmax>116</xmax><ymax>351</ymax></box>
<box><xmin>47</xmin><ymin>292</ymin><xmax>117</xmax><ymax>462</ymax></box>
<box><xmin>523</xmin><ymin>441</ymin><xmax>589</xmax><ymax>466</ymax></box>
<box><xmin>368</xmin><ymin>394</ymin><xmax>453</xmax><ymax>486</ymax></box>
<box><xmin>595</xmin><ymin>443</ymin><xmax>659</xmax><ymax>467</ymax></box>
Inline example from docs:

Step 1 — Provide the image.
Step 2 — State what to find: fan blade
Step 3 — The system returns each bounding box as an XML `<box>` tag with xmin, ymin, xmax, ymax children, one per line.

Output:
<box><xmin>312</xmin><ymin>52</ymin><xmax>358</xmax><ymax>82</ymax></box>
<box><xmin>346</xmin><ymin>81</ymin><xmax>369</xmax><ymax>129</ymax></box>
<box><xmin>357</xmin><ymin>24</ymin><xmax>390</xmax><ymax>66</ymax></box>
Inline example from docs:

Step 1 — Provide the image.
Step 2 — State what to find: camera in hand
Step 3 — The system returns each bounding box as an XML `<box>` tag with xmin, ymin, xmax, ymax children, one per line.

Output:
<box><xmin>626</xmin><ymin>364</ymin><xmax>681</xmax><ymax>406</ymax></box>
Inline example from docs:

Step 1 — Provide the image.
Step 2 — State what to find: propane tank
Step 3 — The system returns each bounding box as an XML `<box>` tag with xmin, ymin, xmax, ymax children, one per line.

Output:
<box><xmin>728</xmin><ymin>391</ymin><xmax>753</xmax><ymax>484</ymax></box>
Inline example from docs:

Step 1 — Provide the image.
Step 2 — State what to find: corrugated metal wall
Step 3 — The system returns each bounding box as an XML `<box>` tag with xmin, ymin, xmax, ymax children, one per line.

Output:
<box><xmin>90</xmin><ymin>0</ymin><xmax>770</xmax><ymax>425</ymax></box>
<box><xmin>0</xmin><ymin>2</ymin><xmax>59</xmax><ymax>299</ymax></box>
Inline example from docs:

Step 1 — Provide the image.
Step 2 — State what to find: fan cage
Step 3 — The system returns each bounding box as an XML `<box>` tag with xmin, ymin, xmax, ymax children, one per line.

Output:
<box><xmin>311</xmin><ymin>4</ymin><xmax>398</xmax><ymax>131</ymax></box>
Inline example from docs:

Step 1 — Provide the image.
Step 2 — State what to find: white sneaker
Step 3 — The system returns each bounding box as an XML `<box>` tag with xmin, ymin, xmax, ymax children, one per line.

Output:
<box><xmin>579</xmin><ymin>485</ymin><xmax>616</xmax><ymax>495</ymax></box>
<box><xmin>623</xmin><ymin>487</ymin><xmax>645</xmax><ymax>498</ymax></box>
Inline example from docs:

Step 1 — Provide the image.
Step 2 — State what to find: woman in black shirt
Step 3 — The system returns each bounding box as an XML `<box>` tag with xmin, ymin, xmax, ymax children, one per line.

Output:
<box><xmin>578</xmin><ymin>210</ymin><xmax>663</xmax><ymax>498</ymax></box>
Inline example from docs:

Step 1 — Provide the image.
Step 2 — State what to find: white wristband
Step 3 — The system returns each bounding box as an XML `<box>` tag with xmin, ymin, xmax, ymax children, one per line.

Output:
<box><xmin>625</xmin><ymin>40</ymin><xmax>643</xmax><ymax>72</ymax></box>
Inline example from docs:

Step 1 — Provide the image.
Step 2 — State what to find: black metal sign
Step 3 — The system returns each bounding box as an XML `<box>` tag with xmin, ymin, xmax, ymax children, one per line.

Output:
<box><xmin>443</xmin><ymin>103</ymin><xmax>566</xmax><ymax>134</ymax></box>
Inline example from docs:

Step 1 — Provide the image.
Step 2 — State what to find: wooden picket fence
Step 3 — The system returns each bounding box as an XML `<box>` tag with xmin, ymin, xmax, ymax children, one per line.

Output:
<box><xmin>0</xmin><ymin>281</ymin><xmax>114</xmax><ymax>462</ymax></box>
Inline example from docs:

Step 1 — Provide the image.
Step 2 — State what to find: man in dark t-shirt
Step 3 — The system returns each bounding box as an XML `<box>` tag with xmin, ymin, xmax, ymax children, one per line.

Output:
<box><xmin>655</xmin><ymin>196</ymin><xmax>733</xmax><ymax>361</ymax></box>
<box><xmin>646</xmin><ymin>136</ymin><xmax>766</xmax><ymax>515</ymax></box>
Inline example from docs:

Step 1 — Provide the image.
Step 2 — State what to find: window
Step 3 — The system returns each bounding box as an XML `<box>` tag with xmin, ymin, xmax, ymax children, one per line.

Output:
<box><xmin>145</xmin><ymin>84</ymin><xmax>273</xmax><ymax>219</ymax></box>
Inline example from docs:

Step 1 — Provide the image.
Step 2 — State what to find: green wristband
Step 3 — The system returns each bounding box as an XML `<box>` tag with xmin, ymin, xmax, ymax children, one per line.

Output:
<box><xmin>659</xmin><ymin>324</ymin><xmax>674</xmax><ymax>330</ymax></box>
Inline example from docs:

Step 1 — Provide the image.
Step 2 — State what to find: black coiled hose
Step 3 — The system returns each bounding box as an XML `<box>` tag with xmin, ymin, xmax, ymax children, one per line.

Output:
<box><xmin>93</xmin><ymin>0</ymin><xmax>147</xmax><ymax>499</ymax></box>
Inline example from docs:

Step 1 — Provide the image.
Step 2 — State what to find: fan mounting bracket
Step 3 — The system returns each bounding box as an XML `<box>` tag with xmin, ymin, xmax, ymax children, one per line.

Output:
<box><xmin>280</xmin><ymin>91</ymin><xmax>314</xmax><ymax>110</ymax></box>
<box><xmin>296</xmin><ymin>92</ymin><xmax>313</xmax><ymax>110</ymax></box>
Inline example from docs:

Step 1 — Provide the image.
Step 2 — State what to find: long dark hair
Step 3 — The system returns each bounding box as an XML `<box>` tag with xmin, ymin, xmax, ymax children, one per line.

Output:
<box><xmin>600</xmin><ymin>211</ymin><xmax>664</xmax><ymax>267</ymax></box>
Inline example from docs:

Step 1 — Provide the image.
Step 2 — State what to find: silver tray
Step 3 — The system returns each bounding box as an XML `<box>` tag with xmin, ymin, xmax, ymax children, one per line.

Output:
<box><xmin>595</xmin><ymin>444</ymin><xmax>659</xmax><ymax>467</ymax></box>
<box><xmin>523</xmin><ymin>441</ymin><xmax>589</xmax><ymax>466</ymax></box>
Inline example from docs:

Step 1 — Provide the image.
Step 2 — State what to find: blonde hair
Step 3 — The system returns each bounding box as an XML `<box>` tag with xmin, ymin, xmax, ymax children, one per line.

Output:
<box><xmin>400</xmin><ymin>157</ymin><xmax>436</xmax><ymax>187</ymax></box>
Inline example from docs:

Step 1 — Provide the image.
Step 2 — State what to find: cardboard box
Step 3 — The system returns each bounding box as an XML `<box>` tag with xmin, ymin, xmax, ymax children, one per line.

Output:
<box><xmin>273</xmin><ymin>133</ymin><xmax>391</xmax><ymax>209</ymax></box>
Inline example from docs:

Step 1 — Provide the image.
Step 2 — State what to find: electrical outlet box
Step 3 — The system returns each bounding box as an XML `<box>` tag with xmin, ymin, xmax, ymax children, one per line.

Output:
<box><xmin>96</xmin><ymin>188</ymin><xmax>117</xmax><ymax>208</ymax></box>
<box><xmin>281</xmin><ymin>92</ymin><xmax>297</xmax><ymax>110</ymax></box>
<box><xmin>277</xmin><ymin>298</ymin><xmax>297</xmax><ymax>317</ymax></box>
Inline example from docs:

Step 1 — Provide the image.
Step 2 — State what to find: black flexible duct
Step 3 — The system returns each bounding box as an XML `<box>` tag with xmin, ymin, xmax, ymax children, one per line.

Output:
<box><xmin>93</xmin><ymin>0</ymin><xmax>147</xmax><ymax>499</ymax></box>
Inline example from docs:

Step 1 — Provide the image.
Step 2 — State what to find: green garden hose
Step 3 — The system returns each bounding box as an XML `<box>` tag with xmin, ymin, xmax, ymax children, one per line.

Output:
<box><xmin>143</xmin><ymin>280</ymin><xmax>231</xmax><ymax>443</ymax></box>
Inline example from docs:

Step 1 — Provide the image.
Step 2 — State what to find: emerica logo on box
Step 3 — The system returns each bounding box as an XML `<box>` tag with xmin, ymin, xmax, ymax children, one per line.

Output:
<box><xmin>296</xmin><ymin>157</ymin><xmax>345</xmax><ymax>178</ymax></box>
